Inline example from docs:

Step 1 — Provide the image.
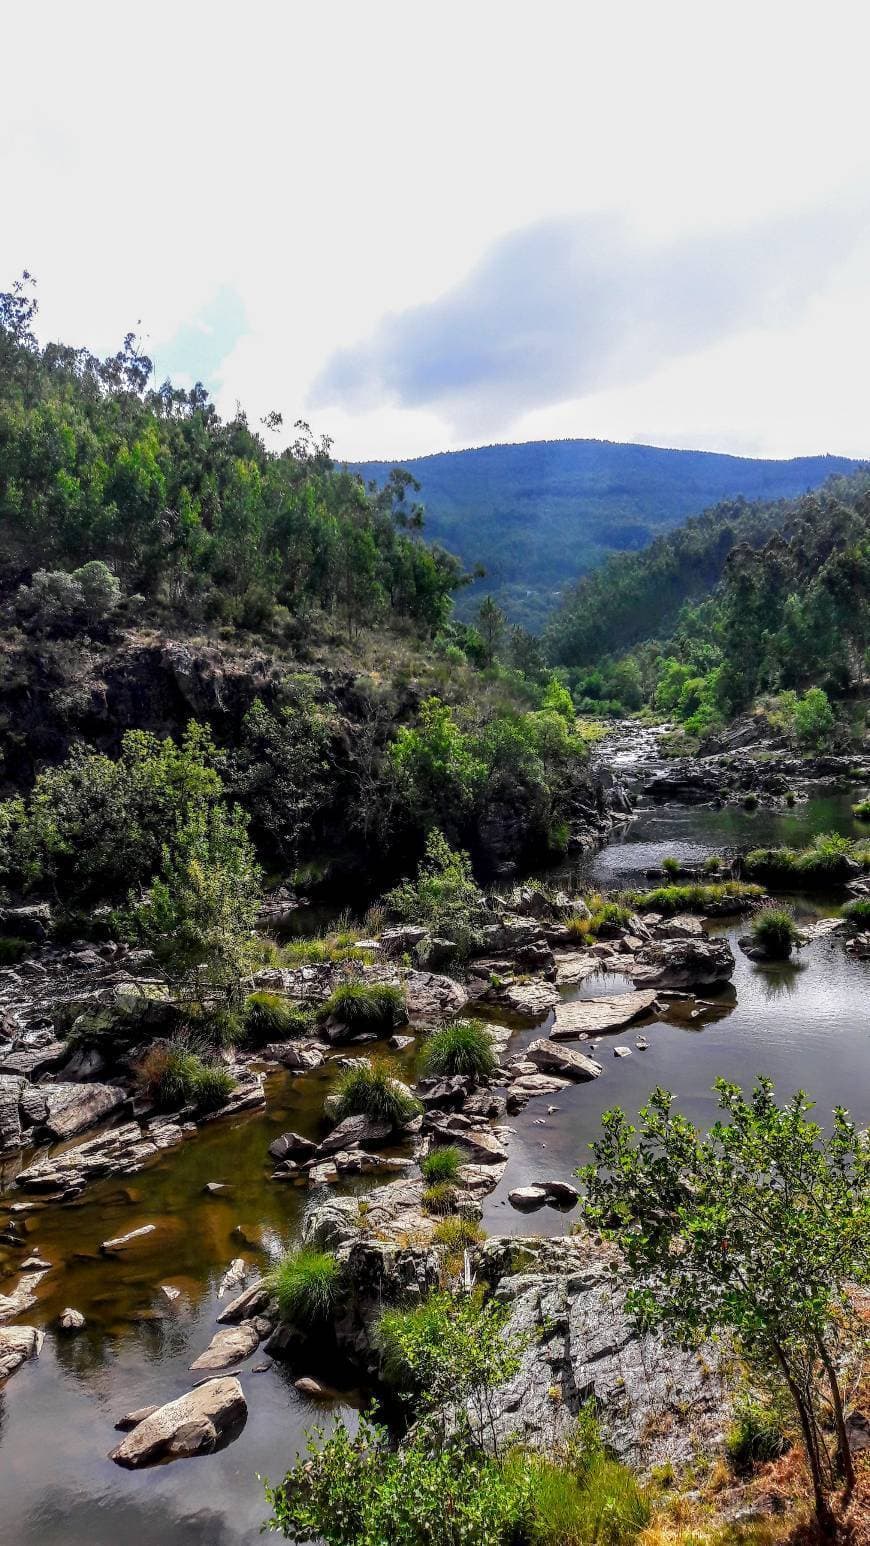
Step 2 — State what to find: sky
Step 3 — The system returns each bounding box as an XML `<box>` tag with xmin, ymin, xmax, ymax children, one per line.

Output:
<box><xmin>4</xmin><ymin>0</ymin><xmax>870</xmax><ymax>463</ymax></box>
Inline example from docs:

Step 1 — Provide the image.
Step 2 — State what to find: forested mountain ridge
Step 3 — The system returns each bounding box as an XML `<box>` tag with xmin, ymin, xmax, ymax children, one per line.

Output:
<box><xmin>349</xmin><ymin>439</ymin><xmax>862</xmax><ymax>628</ymax></box>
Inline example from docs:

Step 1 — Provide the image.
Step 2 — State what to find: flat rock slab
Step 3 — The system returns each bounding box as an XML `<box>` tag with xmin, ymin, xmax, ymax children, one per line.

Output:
<box><xmin>554</xmin><ymin>952</ymin><xmax>601</xmax><ymax>985</ymax></box>
<box><xmin>526</xmin><ymin>1040</ymin><xmax>602</xmax><ymax>1080</ymax></box>
<box><xmin>109</xmin><ymin>1376</ymin><xmax>247</xmax><ymax>1467</ymax></box>
<box><xmin>0</xmin><ymin>1269</ymin><xmax>49</xmax><ymax>1324</ymax></box>
<box><xmin>551</xmin><ymin>991</ymin><xmax>658</xmax><ymax>1039</ymax></box>
<box><xmin>41</xmin><ymin>1082</ymin><xmax>127</xmax><ymax>1140</ymax></box>
<box><xmin>190</xmin><ymin>1319</ymin><xmax>261</xmax><ymax>1371</ymax></box>
<box><xmin>494</xmin><ymin>982</ymin><xmax>560</xmax><ymax>1015</ymax></box>
<box><xmin>101</xmin><ymin>1224</ymin><xmax>156</xmax><ymax>1254</ymax></box>
<box><xmin>0</xmin><ymin>1325</ymin><xmax>43</xmax><ymax>1382</ymax></box>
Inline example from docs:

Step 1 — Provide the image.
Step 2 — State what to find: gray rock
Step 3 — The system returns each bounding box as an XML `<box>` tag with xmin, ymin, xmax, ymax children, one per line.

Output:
<box><xmin>101</xmin><ymin>1224</ymin><xmax>156</xmax><ymax>1254</ymax></box>
<box><xmin>0</xmin><ymin>1325</ymin><xmax>43</xmax><ymax>1381</ymax></box>
<box><xmin>59</xmin><ymin>1307</ymin><xmax>86</xmax><ymax>1331</ymax></box>
<box><xmin>115</xmin><ymin>1404</ymin><xmax>160</xmax><ymax>1431</ymax></box>
<box><xmin>318</xmin><ymin>1115</ymin><xmax>394</xmax><ymax>1154</ymax></box>
<box><xmin>630</xmin><ymin>936</ymin><xmax>735</xmax><ymax>989</ymax></box>
<box><xmin>525</xmin><ymin>1040</ymin><xmax>602</xmax><ymax>1081</ymax></box>
<box><xmin>41</xmin><ymin>1081</ymin><xmax>127</xmax><ymax>1141</ymax></box>
<box><xmin>217</xmin><ymin>1280</ymin><xmax>271</xmax><ymax>1324</ymax></box>
<box><xmin>403</xmin><ymin>969</ymin><xmax>468</xmax><ymax>1022</ymax></box>
<box><xmin>268</xmin><ymin>1131</ymin><xmax>317</xmax><ymax>1162</ymax></box>
<box><xmin>218</xmin><ymin>1257</ymin><xmax>247</xmax><ymax>1296</ymax></box>
<box><xmin>189</xmin><ymin>1320</ymin><xmax>261</xmax><ymax>1371</ymax></box>
<box><xmin>509</xmin><ymin>1186</ymin><xmax>548</xmax><ymax>1210</ymax></box>
<box><xmin>109</xmin><ymin>1377</ymin><xmax>247</xmax><ymax>1467</ymax></box>
<box><xmin>551</xmin><ymin>991</ymin><xmax>657</xmax><ymax>1039</ymax></box>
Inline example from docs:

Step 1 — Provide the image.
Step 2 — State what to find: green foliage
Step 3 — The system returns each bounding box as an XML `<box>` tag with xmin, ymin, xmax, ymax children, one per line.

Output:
<box><xmin>271</xmin><ymin>1247</ymin><xmax>341</xmax><ymax>1327</ymax></box>
<box><xmin>504</xmin><ymin>1441</ymin><xmax>650</xmax><ymax>1546</ymax></box>
<box><xmin>419</xmin><ymin>1020</ymin><xmax>497</xmax><ymax>1080</ymax></box>
<box><xmin>0</xmin><ymin>935</ymin><xmax>30</xmax><ymax>965</ymax></box>
<box><xmin>579</xmin><ymin>1076</ymin><xmax>870</xmax><ymax>1527</ymax></box>
<box><xmin>384</xmin><ymin>830</ymin><xmax>487</xmax><ymax>959</ymax></box>
<box><xmin>136</xmin><ymin>1040</ymin><xmax>235</xmax><ymax>1113</ymax></box>
<box><xmin>588</xmin><ymin>901</ymin><xmax>633</xmax><ymax>934</ymax></box>
<box><xmin>390</xmin><ymin>699</ymin><xmax>486</xmax><ymax>819</ymax></box>
<box><xmin>17</xmin><ymin>559</ymin><xmax>122</xmax><ymax>629</ymax></box>
<box><xmin>243</xmin><ymin>991</ymin><xmax>309</xmax><ymax>1044</ymax></box>
<box><xmin>422</xmin><ymin>1181</ymin><xmax>459</xmax><ymax>1215</ymax></box>
<box><xmin>330</xmin><ymin>1057</ymin><xmax>421</xmax><ymax>1127</ymax></box>
<box><xmin>842</xmin><ymin>896</ymin><xmax>870</xmax><ymax>924</ymax></box>
<box><xmin>661</xmin><ymin>856</ymin><xmax>681</xmax><ymax>877</ymax></box>
<box><xmin>743</xmin><ymin>831</ymin><xmax>855</xmax><ymax>884</ymax></box>
<box><xmin>263</xmin><ymin>1416</ymin><xmax>529</xmax><ymax>1546</ymax></box>
<box><xmin>791</xmin><ymin>687</ymin><xmax>836</xmax><ymax>749</ymax></box>
<box><xmin>421</xmin><ymin>1145</ymin><xmax>463</xmax><ymax>1183</ymax></box>
<box><xmin>280</xmin><ymin>936</ymin><xmax>373</xmax><ymax>965</ymax></box>
<box><xmin>726</xmin><ymin>1392</ymin><xmax>789</xmax><ymax>1473</ymax></box>
<box><xmin>749</xmin><ymin>905</ymin><xmax>800</xmax><ymax>959</ymax></box>
<box><xmin>226</xmin><ymin>685</ymin><xmax>334</xmax><ymax>864</ymax></box>
<box><xmin>376</xmin><ymin>1289</ymin><xmax>523</xmax><ymax>1420</ymax></box>
<box><xmin>431</xmin><ymin>1216</ymin><xmax>485</xmax><ymax>1252</ymax></box>
<box><xmin>852</xmin><ymin>799</ymin><xmax>870</xmax><ymax>819</ymax></box>
<box><xmin>631</xmin><ymin>881</ymin><xmax>764</xmax><ymax>914</ymax></box>
<box><xmin>320</xmin><ymin>982</ymin><xmax>407</xmax><ymax>1031</ymax></box>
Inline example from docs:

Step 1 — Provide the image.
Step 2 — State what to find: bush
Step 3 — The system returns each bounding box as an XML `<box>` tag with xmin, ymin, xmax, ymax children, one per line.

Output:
<box><xmin>271</xmin><ymin>1247</ymin><xmax>341</xmax><ymax>1327</ymax></box>
<box><xmin>421</xmin><ymin>1145</ymin><xmax>463</xmax><ymax>1184</ymax></box>
<box><xmin>564</xmin><ymin>912</ymin><xmax>592</xmax><ymax>940</ymax></box>
<box><xmin>0</xmin><ymin>934</ymin><xmax>30</xmax><ymax>965</ymax></box>
<box><xmin>742</xmin><ymin>792</ymin><xmax>759</xmax><ymax>811</ymax></box>
<box><xmin>853</xmin><ymin>799</ymin><xmax>870</xmax><ymax>820</ymax></box>
<box><xmin>661</xmin><ymin>857</ymin><xmax>681</xmax><ymax>877</ymax></box>
<box><xmin>244</xmin><ymin>991</ymin><xmax>309</xmax><ymax>1043</ymax></box>
<box><xmin>505</xmin><ymin>1446</ymin><xmax>650</xmax><ymax>1546</ymax></box>
<box><xmin>376</xmin><ymin>1290</ymin><xmax>523</xmax><ymax>1417</ymax></box>
<box><xmin>383</xmin><ymin>830</ymin><xmax>488</xmax><ymax>960</ymax></box>
<box><xmin>17</xmin><ymin>560</ymin><xmax>121</xmax><ymax>629</ymax></box>
<box><xmin>431</xmin><ymin>1216</ymin><xmax>485</xmax><ymax>1251</ymax></box>
<box><xmin>320</xmin><ymin>981</ymin><xmax>406</xmax><ymax>1031</ymax></box>
<box><xmin>331</xmin><ymin>1058</ymin><xmax>421</xmax><ymax>1127</ymax></box>
<box><xmin>631</xmin><ymin>881</ymin><xmax>763</xmax><ymax>915</ymax></box>
<box><xmin>422</xmin><ymin>1181</ymin><xmax>458</xmax><ymax>1216</ymax></box>
<box><xmin>419</xmin><ymin>1021</ymin><xmax>497</xmax><ymax>1080</ymax></box>
<box><xmin>136</xmin><ymin>1041</ymin><xmax>235</xmax><ymax>1113</ymax></box>
<box><xmin>726</xmin><ymin>1393</ymin><xmax>788</xmax><ymax>1473</ymax></box>
<box><xmin>750</xmin><ymin>905</ymin><xmax>800</xmax><ymax>959</ymax></box>
<box><xmin>842</xmin><ymin>897</ymin><xmax>870</xmax><ymax>925</ymax></box>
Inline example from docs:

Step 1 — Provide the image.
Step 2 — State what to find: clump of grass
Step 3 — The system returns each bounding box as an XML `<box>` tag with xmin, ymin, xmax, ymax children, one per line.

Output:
<box><xmin>271</xmin><ymin>1246</ymin><xmax>341</xmax><ymax>1327</ymax></box>
<box><xmin>0</xmin><ymin>935</ymin><xmax>31</xmax><ymax>965</ymax></box>
<box><xmin>281</xmin><ymin>935</ymin><xmax>373</xmax><ymax>966</ymax></box>
<box><xmin>564</xmin><ymin>912</ymin><xmax>593</xmax><ymax>940</ymax></box>
<box><xmin>418</xmin><ymin>1020</ymin><xmax>496</xmax><ymax>1080</ymax></box>
<box><xmin>852</xmin><ymin>799</ymin><xmax>870</xmax><ymax>820</ymax></box>
<box><xmin>503</xmin><ymin>1415</ymin><xmax>651</xmax><ymax>1546</ymax></box>
<box><xmin>785</xmin><ymin>790</ymin><xmax>797</xmax><ymax>807</ymax></box>
<box><xmin>421</xmin><ymin>1145</ymin><xmax>463</xmax><ymax>1183</ymax></box>
<box><xmin>726</xmin><ymin>1393</ymin><xmax>789</xmax><ymax>1473</ymax></box>
<box><xmin>745</xmin><ymin>831</ymin><xmax>854</xmax><ymax>884</ymax></box>
<box><xmin>422</xmin><ymin>1180</ymin><xmax>458</xmax><ymax>1215</ymax></box>
<box><xmin>661</xmin><ymin>857</ymin><xmax>681</xmax><ymax>877</ymax></box>
<box><xmin>431</xmin><ymin>1216</ymin><xmax>485</xmax><ymax>1251</ymax></box>
<box><xmin>320</xmin><ymin>981</ymin><xmax>406</xmax><ymax>1031</ymax></box>
<box><xmin>243</xmin><ymin>991</ymin><xmax>311</xmax><ymax>1044</ymax></box>
<box><xmin>136</xmin><ymin>1040</ymin><xmax>236</xmax><ymax>1114</ymax></box>
<box><xmin>842</xmin><ymin>896</ymin><xmax>870</xmax><ymax>925</ymax></box>
<box><xmin>742</xmin><ymin>792</ymin><xmax>759</xmax><ymax>811</ymax></box>
<box><xmin>632</xmin><ymin>881</ymin><xmax>763</xmax><ymax>915</ymax></box>
<box><xmin>702</xmin><ymin>854</ymin><xmax>723</xmax><ymax>874</ymax></box>
<box><xmin>331</xmin><ymin>1057</ymin><xmax>421</xmax><ymax>1127</ymax></box>
<box><xmin>750</xmin><ymin>904</ymin><xmax>801</xmax><ymax>959</ymax></box>
<box><xmin>588</xmin><ymin>901</ymin><xmax>634</xmax><ymax>935</ymax></box>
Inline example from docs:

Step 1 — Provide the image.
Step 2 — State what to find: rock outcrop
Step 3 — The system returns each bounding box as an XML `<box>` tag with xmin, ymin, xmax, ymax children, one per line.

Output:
<box><xmin>109</xmin><ymin>1377</ymin><xmax>247</xmax><ymax>1467</ymax></box>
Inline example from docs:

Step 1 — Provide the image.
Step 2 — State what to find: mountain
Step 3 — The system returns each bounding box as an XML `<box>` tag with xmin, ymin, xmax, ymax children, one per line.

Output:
<box><xmin>349</xmin><ymin>440</ymin><xmax>863</xmax><ymax>629</ymax></box>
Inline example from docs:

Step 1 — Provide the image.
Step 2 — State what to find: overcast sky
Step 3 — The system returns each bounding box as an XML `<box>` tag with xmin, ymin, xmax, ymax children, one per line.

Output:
<box><xmin>5</xmin><ymin>0</ymin><xmax>870</xmax><ymax>462</ymax></box>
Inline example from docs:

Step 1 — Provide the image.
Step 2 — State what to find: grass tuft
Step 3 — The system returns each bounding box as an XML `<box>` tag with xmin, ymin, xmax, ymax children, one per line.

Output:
<box><xmin>421</xmin><ymin>1145</ymin><xmax>463</xmax><ymax>1183</ymax></box>
<box><xmin>244</xmin><ymin>991</ymin><xmax>311</xmax><ymax>1043</ymax></box>
<box><xmin>421</xmin><ymin>1180</ymin><xmax>458</xmax><ymax>1215</ymax></box>
<box><xmin>320</xmin><ymin>981</ymin><xmax>406</xmax><ymax>1030</ymax></box>
<box><xmin>136</xmin><ymin>1039</ymin><xmax>236</xmax><ymax>1113</ymax></box>
<box><xmin>419</xmin><ymin>1020</ymin><xmax>497</xmax><ymax>1080</ymax></box>
<box><xmin>431</xmin><ymin>1215</ymin><xmax>485</xmax><ymax>1251</ymax></box>
<box><xmin>331</xmin><ymin>1057</ymin><xmax>421</xmax><ymax>1127</ymax></box>
<box><xmin>750</xmin><ymin>905</ymin><xmax>800</xmax><ymax>959</ymax></box>
<box><xmin>271</xmin><ymin>1246</ymin><xmax>341</xmax><ymax>1327</ymax></box>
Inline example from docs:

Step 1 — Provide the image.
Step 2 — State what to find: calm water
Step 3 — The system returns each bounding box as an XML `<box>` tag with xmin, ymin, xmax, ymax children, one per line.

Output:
<box><xmin>3</xmin><ymin>785</ymin><xmax>870</xmax><ymax>1543</ymax></box>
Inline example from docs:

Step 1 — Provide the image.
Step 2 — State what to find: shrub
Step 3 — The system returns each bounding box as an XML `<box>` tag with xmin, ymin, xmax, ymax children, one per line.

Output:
<box><xmin>742</xmin><ymin>792</ymin><xmax>759</xmax><ymax>811</ymax></box>
<box><xmin>422</xmin><ymin>1181</ymin><xmax>458</xmax><ymax>1216</ymax></box>
<box><xmin>421</xmin><ymin>1145</ymin><xmax>463</xmax><ymax>1184</ymax></box>
<box><xmin>726</xmin><ymin>1393</ymin><xmax>789</xmax><ymax>1472</ymax></box>
<box><xmin>244</xmin><ymin>991</ymin><xmax>309</xmax><ymax>1043</ymax></box>
<box><xmin>564</xmin><ymin>912</ymin><xmax>592</xmax><ymax>939</ymax></box>
<box><xmin>0</xmin><ymin>934</ymin><xmax>30</xmax><ymax>965</ymax></box>
<box><xmin>320</xmin><ymin>981</ymin><xmax>406</xmax><ymax>1031</ymax></box>
<box><xmin>853</xmin><ymin>799</ymin><xmax>870</xmax><ymax>820</ymax></box>
<box><xmin>750</xmin><ymin>905</ymin><xmax>801</xmax><ymax>959</ymax></box>
<box><xmin>842</xmin><ymin>897</ymin><xmax>870</xmax><ymax>925</ymax></box>
<box><xmin>331</xmin><ymin>1058</ymin><xmax>421</xmax><ymax>1127</ymax></box>
<box><xmin>506</xmin><ymin>1447</ymin><xmax>650</xmax><ymax>1546</ymax></box>
<box><xmin>431</xmin><ymin>1216</ymin><xmax>485</xmax><ymax>1251</ymax></box>
<box><xmin>383</xmin><ymin>829</ymin><xmax>487</xmax><ymax>959</ymax></box>
<box><xmin>702</xmin><ymin>854</ymin><xmax>722</xmax><ymax>874</ymax></box>
<box><xmin>786</xmin><ymin>791</ymin><xmax>797</xmax><ymax>807</ymax></box>
<box><xmin>376</xmin><ymin>1290</ymin><xmax>523</xmax><ymax>1418</ymax></box>
<box><xmin>264</xmin><ymin>1415</ymin><xmax>529</xmax><ymax>1546</ymax></box>
<box><xmin>136</xmin><ymin>1041</ymin><xmax>235</xmax><ymax>1113</ymax></box>
<box><xmin>271</xmin><ymin>1247</ymin><xmax>341</xmax><ymax>1326</ymax></box>
<box><xmin>661</xmin><ymin>857</ymin><xmax>681</xmax><ymax>877</ymax></box>
<box><xmin>419</xmin><ymin>1020</ymin><xmax>497</xmax><ymax>1080</ymax></box>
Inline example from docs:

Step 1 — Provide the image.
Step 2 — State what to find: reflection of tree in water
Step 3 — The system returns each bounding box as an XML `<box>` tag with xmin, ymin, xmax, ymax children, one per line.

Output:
<box><xmin>755</xmin><ymin>960</ymin><xmax>806</xmax><ymax>1000</ymax></box>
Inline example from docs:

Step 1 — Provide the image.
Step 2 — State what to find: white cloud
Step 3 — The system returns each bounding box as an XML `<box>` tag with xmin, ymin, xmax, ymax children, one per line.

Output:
<box><xmin>4</xmin><ymin>0</ymin><xmax>870</xmax><ymax>460</ymax></box>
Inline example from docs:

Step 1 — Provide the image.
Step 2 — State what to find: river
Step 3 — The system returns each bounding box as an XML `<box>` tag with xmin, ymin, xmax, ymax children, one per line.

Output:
<box><xmin>2</xmin><ymin>743</ymin><xmax>870</xmax><ymax>1543</ymax></box>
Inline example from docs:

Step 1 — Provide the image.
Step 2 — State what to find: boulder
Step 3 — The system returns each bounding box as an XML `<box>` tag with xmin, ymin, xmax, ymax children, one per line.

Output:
<box><xmin>217</xmin><ymin>1281</ymin><xmax>272</xmax><ymax>1324</ymax></box>
<box><xmin>59</xmin><ymin>1307</ymin><xmax>86</xmax><ymax>1331</ymax></box>
<box><xmin>268</xmin><ymin>1131</ymin><xmax>317</xmax><ymax>1163</ymax></box>
<box><xmin>318</xmin><ymin>1115</ymin><xmax>394</xmax><ymax>1155</ymax></box>
<box><xmin>190</xmin><ymin>1320</ymin><xmax>261</xmax><ymax>1371</ymax></box>
<box><xmin>630</xmin><ymin>937</ymin><xmax>735</xmax><ymax>989</ymax></box>
<box><xmin>403</xmin><ymin>969</ymin><xmax>468</xmax><ymax>1022</ymax></box>
<box><xmin>115</xmin><ymin>1404</ymin><xmax>160</xmax><ymax>1431</ymax></box>
<box><xmin>652</xmin><ymin>914</ymin><xmax>705</xmax><ymax>940</ymax></box>
<box><xmin>40</xmin><ymin>1081</ymin><xmax>127</xmax><ymax>1141</ymax></box>
<box><xmin>477</xmin><ymin>917</ymin><xmax>547</xmax><ymax>955</ymax></box>
<box><xmin>109</xmin><ymin>1377</ymin><xmax>247</xmax><ymax>1467</ymax></box>
<box><xmin>525</xmin><ymin>1040</ymin><xmax>602</xmax><ymax>1081</ymax></box>
<box><xmin>509</xmin><ymin>1186</ymin><xmax>548</xmax><ymax>1210</ymax></box>
<box><xmin>426</xmin><ymin>1120</ymin><xmax>509</xmax><ymax>1165</ymax></box>
<box><xmin>0</xmin><ymin>1040</ymin><xmax>67</xmax><ymax>1078</ymax></box>
<box><xmin>551</xmin><ymin>991</ymin><xmax>658</xmax><ymax>1039</ymax></box>
<box><xmin>0</xmin><ymin>1269</ymin><xmax>48</xmax><ymax>1323</ymax></box>
<box><xmin>13</xmin><ymin>1119</ymin><xmax>182</xmax><ymax>1198</ymax></box>
<box><xmin>554</xmin><ymin>952</ymin><xmax>600</xmax><ymax>984</ymax></box>
<box><xmin>0</xmin><ymin>1325</ymin><xmax>43</xmax><ymax>1382</ymax></box>
<box><xmin>488</xmin><ymin>980</ymin><xmax>560</xmax><ymax>1016</ymax></box>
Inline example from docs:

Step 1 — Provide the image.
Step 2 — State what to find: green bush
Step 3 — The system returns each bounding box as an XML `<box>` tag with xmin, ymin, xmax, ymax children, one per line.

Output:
<box><xmin>244</xmin><ymin>991</ymin><xmax>310</xmax><ymax>1043</ymax></box>
<box><xmin>505</xmin><ymin>1447</ymin><xmax>650</xmax><ymax>1546</ymax></box>
<box><xmin>632</xmin><ymin>881</ymin><xmax>763</xmax><ymax>915</ymax></box>
<box><xmin>421</xmin><ymin>1145</ymin><xmax>463</xmax><ymax>1184</ymax></box>
<box><xmin>661</xmin><ymin>857</ymin><xmax>681</xmax><ymax>877</ymax></box>
<box><xmin>136</xmin><ymin>1041</ymin><xmax>235</xmax><ymax>1113</ymax></box>
<box><xmin>331</xmin><ymin>1058</ymin><xmax>421</xmax><ymax>1127</ymax></box>
<box><xmin>852</xmin><ymin>799</ymin><xmax>870</xmax><ymax>820</ymax></box>
<box><xmin>419</xmin><ymin>1020</ymin><xmax>497</xmax><ymax>1080</ymax></box>
<box><xmin>0</xmin><ymin>934</ymin><xmax>30</xmax><ymax>965</ymax></box>
<box><xmin>383</xmin><ymin>829</ymin><xmax>488</xmax><ymax>959</ymax></box>
<box><xmin>842</xmin><ymin>897</ymin><xmax>870</xmax><ymax>925</ymax></box>
<box><xmin>431</xmin><ymin>1216</ymin><xmax>485</xmax><ymax>1252</ymax></box>
<box><xmin>376</xmin><ymin>1290</ymin><xmax>523</xmax><ymax>1416</ymax></box>
<box><xmin>726</xmin><ymin>1393</ymin><xmax>788</xmax><ymax>1472</ymax></box>
<box><xmin>422</xmin><ymin>1181</ymin><xmax>458</xmax><ymax>1216</ymax></box>
<box><xmin>271</xmin><ymin>1247</ymin><xmax>341</xmax><ymax>1327</ymax></box>
<box><xmin>320</xmin><ymin>981</ymin><xmax>406</xmax><ymax>1031</ymax></box>
<box><xmin>750</xmin><ymin>905</ymin><xmax>800</xmax><ymax>959</ymax></box>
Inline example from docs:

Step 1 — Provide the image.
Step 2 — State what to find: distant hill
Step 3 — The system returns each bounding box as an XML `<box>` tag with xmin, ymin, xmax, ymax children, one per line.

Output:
<box><xmin>349</xmin><ymin>440</ymin><xmax>863</xmax><ymax>629</ymax></box>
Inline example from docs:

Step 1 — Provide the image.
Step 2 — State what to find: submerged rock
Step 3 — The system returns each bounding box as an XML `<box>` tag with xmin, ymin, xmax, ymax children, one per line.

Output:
<box><xmin>0</xmin><ymin>1325</ymin><xmax>43</xmax><ymax>1382</ymax></box>
<box><xmin>525</xmin><ymin>1040</ymin><xmax>602</xmax><ymax>1081</ymax></box>
<box><xmin>190</xmin><ymin>1320</ymin><xmax>261</xmax><ymax>1371</ymax></box>
<box><xmin>109</xmin><ymin>1377</ymin><xmax>247</xmax><ymax>1467</ymax></box>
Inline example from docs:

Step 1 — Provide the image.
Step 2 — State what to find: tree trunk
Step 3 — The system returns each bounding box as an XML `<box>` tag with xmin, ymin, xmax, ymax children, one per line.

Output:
<box><xmin>770</xmin><ymin>1341</ymin><xmax>836</xmax><ymax>1535</ymax></box>
<box><xmin>816</xmin><ymin>1334</ymin><xmax>856</xmax><ymax>1495</ymax></box>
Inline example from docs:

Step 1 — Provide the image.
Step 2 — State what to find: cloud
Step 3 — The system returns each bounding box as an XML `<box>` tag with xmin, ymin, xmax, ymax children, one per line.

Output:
<box><xmin>312</xmin><ymin>204</ymin><xmax>868</xmax><ymax>434</ymax></box>
<box><xmin>156</xmin><ymin>286</ymin><xmax>249</xmax><ymax>392</ymax></box>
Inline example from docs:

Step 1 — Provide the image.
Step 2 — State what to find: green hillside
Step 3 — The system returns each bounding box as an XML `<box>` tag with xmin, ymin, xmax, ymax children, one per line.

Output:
<box><xmin>349</xmin><ymin>439</ymin><xmax>862</xmax><ymax>628</ymax></box>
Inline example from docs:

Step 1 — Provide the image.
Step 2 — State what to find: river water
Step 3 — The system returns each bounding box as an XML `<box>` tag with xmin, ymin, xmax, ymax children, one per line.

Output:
<box><xmin>3</xmin><ymin>755</ymin><xmax>870</xmax><ymax>1543</ymax></box>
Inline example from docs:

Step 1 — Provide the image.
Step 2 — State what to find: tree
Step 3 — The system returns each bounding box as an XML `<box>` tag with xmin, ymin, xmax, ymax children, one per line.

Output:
<box><xmin>579</xmin><ymin>1078</ymin><xmax>870</xmax><ymax>1533</ymax></box>
<box><xmin>475</xmin><ymin>596</ymin><xmax>505</xmax><ymax>667</ymax></box>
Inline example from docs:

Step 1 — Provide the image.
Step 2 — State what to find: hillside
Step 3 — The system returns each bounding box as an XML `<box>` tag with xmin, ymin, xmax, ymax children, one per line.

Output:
<box><xmin>349</xmin><ymin>440</ymin><xmax>862</xmax><ymax>628</ymax></box>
